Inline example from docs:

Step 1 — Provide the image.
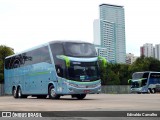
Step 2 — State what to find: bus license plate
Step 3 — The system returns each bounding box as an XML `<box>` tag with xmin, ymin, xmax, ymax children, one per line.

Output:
<box><xmin>84</xmin><ymin>90</ymin><xmax>90</xmax><ymax>93</ymax></box>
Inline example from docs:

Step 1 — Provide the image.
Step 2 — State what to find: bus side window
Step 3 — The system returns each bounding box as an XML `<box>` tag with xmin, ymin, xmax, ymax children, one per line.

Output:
<box><xmin>142</xmin><ymin>79</ymin><xmax>147</xmax><ymax>86</ymax></box>
<box><xmin>50</xmin><ymin>43</ymin><xmax>66</xmax><ymax>78</ymax></box>
<box><xmin>56</xmin><ymin>65</ymin><xmax>63</xmax><ymax>77</ymax></box>
<box><xmin>55</xmin><ymin>60</ymin><xmax>65</xmax><ymax>77</ymax></box>
<box><xmin>143</xmin><ymin>73</ymin><xmax>149</xmax><ymax>79</ymax></box>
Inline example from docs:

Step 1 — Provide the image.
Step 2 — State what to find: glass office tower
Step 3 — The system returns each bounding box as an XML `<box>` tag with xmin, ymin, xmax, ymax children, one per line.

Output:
<box><xmin>94</xmin><ymin>4</ymin><xmax>126</xmax><ymax>63</ymax></box>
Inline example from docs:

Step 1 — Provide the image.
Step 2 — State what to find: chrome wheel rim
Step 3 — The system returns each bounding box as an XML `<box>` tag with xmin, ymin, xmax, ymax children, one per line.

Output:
<box><xmin>152</xmin><ymin>89</ymin><xmax>155</xmax><ymax>93</ymax></box>
<box><xmin>51</xmin><ymin>88</ymin><xmax>56</xmax><ymax>97</ymax></box>
<box><xmin>148</xmin><ymin>89</ymin><xmax>150</xmax><ymax>93</ymax></box>
<box><xmin>18</xmin><ymin>89</ymin><xmax>21</xmax><ymax>97</ymax></box>
<box><xmin>13</xmin><ymin>89</ymin><xmax>16</xmax><ymax>97</ymax></box>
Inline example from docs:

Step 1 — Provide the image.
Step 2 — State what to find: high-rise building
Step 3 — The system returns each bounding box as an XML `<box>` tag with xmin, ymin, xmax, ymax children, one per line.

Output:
<box><xmin>140</xmin><ymin>43</ymin><xmax>154</xmax><ymax>57</ymax></box>
<box><xmin>126</xmin><ymin>53</ymin><xmax>138</xmax><ymax>64</ymax></box>
<box><xmin>93</xmin><ymin>4</ymin><xmax>126</xmax><ymax>63</ymax></box>
<box><xmin>155</xmin><ymin>44</ymin><xmax>160</xmax><ymax>60</ymax></box>
<box><xmin>140</xmin><ymin>46</ymin><xmax>144</xmax><ymax>56</ymax></box>
<box><xmin>93</xmin><ymin>19</ymin><xmax>116</xmax><ymax>62</ymax></box>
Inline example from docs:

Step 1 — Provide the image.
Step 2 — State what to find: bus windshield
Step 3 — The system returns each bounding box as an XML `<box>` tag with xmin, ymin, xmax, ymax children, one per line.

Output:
<box><xmin>132</xmin><ymin>72</ymin><xmax>149</xmax><ymax>79</ymax></box>
<box><xmin>131</xmin><ymin>79</ymin><xmax>147</xmax><ymax>88</ymax></box>
<box><xmin>68</xmin><ymin>61</ymin><xmax>100</xmax><ymax>81</ymax></box>
<box><xmin>132</xmin><ymin>73</ymin><xmax>144</xmax><ymax>79</ymax></box>
<box><xmin>131</xmin><ymin>81</ymin><xmax>140</xmax><ymax>88</ymax></box>
<box><xmin>63</xmin><ymin>42</ymin><xmax>97</xmax><ymax>57</ymax></box>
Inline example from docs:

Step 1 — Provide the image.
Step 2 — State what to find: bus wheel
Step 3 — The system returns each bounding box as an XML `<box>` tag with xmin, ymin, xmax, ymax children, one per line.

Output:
<box><xmin>152</xmin><ymin>88</ymin><xmax>156</xmax><ymax>94</ymax></box>
<box><xmin>17</xmin><ymin>87</ymin><xmax>27</xmax><ymax>98</ymax></box>
<box><xmin>12</xmin><ymin>87</ymin><xmax>18</xmax><ymax>98</ymax></box>
<box><xmin>76</xmin><ymin>94</ymin><xmax>86</xmax><ymax>100</ymax></box>
<box><xmin>49</xmin><ymin>85</ymin><xmax>60</xmax><ymax>99</ymax></box>
<box><xmin>148</xmin><ymin>88</ymin><xmax>152</xmax><ymax>94</ymax></box>
<box><xmin>17</xmin><ymin>87</ymin><xmax>22</xmax><ymax>98</ymax></box>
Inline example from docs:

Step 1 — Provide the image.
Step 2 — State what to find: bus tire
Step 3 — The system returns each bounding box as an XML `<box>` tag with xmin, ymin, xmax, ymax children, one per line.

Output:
<box><xmin>152</xmin><ymin>88</ymin><xmax>156</xmax><ymax>94</ymax></box>
<box><xmin>12</xmin><ymin>87</ymin><xmax>18</xmax><ymax>98</ymax></box>
<box><xmin>76</xmin><ymin>94</ymin><xmax>86</xmax><ymax>100</ymax></box>
<box><xmin>17</xmin><ymin>87</ymin><xmax>27</xmax><ymax>98</ymax></box>
<box><xmin>148</xmin><ymin>88</ymin><xmax>152</xmax><ymax>94</ymax></box>
<box><xmin>17</xmin><ymin>87</ymin><xmax>22</xmax><ymax>98</ymax></box>
<box><xmin>48</xmin><ymin>85</ymin><xmax>60</xmax><ymax>99</ymax></box>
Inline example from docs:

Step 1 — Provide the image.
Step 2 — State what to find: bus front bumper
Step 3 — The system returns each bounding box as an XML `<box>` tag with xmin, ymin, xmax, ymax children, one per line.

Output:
<box><xmin>67</xmin><ymin>85</ymin><xmax>101</xmax><ymax>94</ymax></box>
<box><xmin>130</xmin><ymin>87</ymin><xmax>147</xmax><ymax>93</ymax></box>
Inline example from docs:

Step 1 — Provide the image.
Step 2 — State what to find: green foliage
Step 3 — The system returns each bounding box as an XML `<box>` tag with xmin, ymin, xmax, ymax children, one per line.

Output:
<box><xmin>0</xmin><ymin>45</ymin><xmax>14</xmax><ymax>83</ymax></box>
<box><xmin>99</xmin><ymin>62</ymin><xmax>107</xmax><ymax>85</ymax></box>
<box><xmin>100</xmin><ymin>56</ymin><xmax>160</xmax><ymax>85</ymax></box>
<box><xmin>130</xmin><ymin>56</ymin><xmax>160</xmax><ymax>72</ymax></box>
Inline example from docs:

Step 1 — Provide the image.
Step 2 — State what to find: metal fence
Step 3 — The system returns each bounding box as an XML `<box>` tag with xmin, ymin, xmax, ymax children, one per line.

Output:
<box><xmin>101</xmin><ymin>85</ymin><xmax>131</xmax><ymax>94</ymax></box>
<box><xmin>0</xmin><ymin>84</ymin><xmax>4</xmax><ymax>96</ymax></box>
<box><xmin>0</xmin><ymin>84</ymin><xmax>131</xmax><ymax>96</ymax></box>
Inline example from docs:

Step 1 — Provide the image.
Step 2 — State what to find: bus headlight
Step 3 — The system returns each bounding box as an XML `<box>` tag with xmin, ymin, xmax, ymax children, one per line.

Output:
<box><xmin>70</xmin><ymin>83</ymin><xmax>101</xmax><ymax>88</ymax></box>
<box><xmin>69</xmin><ymin>83</ymin><xmax>78</xmax><ymax>87</ymax></box>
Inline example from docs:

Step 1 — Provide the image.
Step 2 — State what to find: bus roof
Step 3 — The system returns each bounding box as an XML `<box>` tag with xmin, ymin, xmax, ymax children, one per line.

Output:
<box><xmin>5</xmin><ymin>42</ymin><xmax>49</xmax><ymax>59</ymax></box>
<box><xmin>134</xmin><ymin>71</ymin><xmax>160</xmax><ymax>74</ymax></box>
<box><xmin>5</xmin><ymin>40</ymin><xmax>92</xmax><ymax>59</ymax></box>
<box><xmin>49</xmin><ymin>40</ymin><xmax>92</xmax><ymax>44</ymax></box>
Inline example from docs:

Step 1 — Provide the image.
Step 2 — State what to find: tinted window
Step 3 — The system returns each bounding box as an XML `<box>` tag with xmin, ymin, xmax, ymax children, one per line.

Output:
<box><xmin>149</xmin><ymin>73</ymin><xmax>160</xmax><ymax>84</ymax></box>
<box><xmin>150</xmin><ymin>73</ymin><xmax>160</xmax><ymax>78</ymax></box>
<box><xmin>5</xmin><ymin>46</ymin><xmax>51</xmax><ymax>69</ymax></box>
<box><xmin>132</xmin><ymin>72</ymin><xmax>149</xmax><ymax>79</ymax></box>
<box><xmin>131</xmin><ymin>81</ymin><xmax>140</xmax><ymax>88</ymax></box>
<box><xmin>50</xmin><ymin>43</ymin><xmax>64</xmax><ymax>60</ymax></box>
<box><xmin>143</xmin><ymin>73</ymin><xmax>149</xmax><ymax>78</ymax></box>
<box><xmin>50</xmin><ymin>43</ymin><xmax>65</xmax><ymax>77</ymax></box>
<box><xmin>132</xmin><ymin>73</ymin><xmax>143</xmax><ymax>79</ymax></box>
<box><xmin>63</xmin><ymin>42</ymin><xmax>97</xmax><ymax>57</ymax></box>
<box><xmin>68</xmin><ymin>62</ymin><xmax>100</xmax><ymax>81</ymax></box>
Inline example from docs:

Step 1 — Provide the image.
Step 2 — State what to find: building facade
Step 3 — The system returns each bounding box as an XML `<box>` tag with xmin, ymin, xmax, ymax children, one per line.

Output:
<box><xmin>93</xmin><ymin>4</ymin><xmax>126</xmax><ymax>63</ymax></box>
<box><xmin>126</xmin><ymin>53</ymin><xmax>138</xmax><ymax>64</ymax></box>
<box><xmin>140</xmin><ymin>43</ymin><xmax>154</xmax><ymax>57</ymax></box>
<box><xmin>140</xmin><ymin>46</ymin><xmax>144</xmax><ymax>56</ymax></box>
<box><xmin>155</xmin><ymin>44</ymin><xmax>160</xmax><ymax>61</ymax></box>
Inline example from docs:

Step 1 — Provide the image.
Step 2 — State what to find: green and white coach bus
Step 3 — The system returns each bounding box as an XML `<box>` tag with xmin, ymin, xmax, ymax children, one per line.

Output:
<box><xmin>4</xmin><ymin>41</ymin><xmax>103</xmax><ymax>99</ymax></box>
<box><xmin>129</xmin><ymin>71</ymin><xmax>160</xmax><ymax>94</ymax></box>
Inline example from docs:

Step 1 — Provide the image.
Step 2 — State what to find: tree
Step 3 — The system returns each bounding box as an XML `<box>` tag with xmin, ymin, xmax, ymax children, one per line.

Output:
<box><xmin>100</xmin><ymin>63</ymin><xmax>121</xmax><ymax>85</ymax></box>
<box><xmin>106</xmin><ymin>70</ymin><xmax>120</xmax><ymax>85</ymax></box>
<box><xmin>118</xmin><ymin>64</ymin><xmax>131</xmax><ymax>85</ymax></box>
<box><xmin>99</xmin><ymin>61</ymin><xmax>107</xmax><ymax>85</ymax></box>
<box><xmin>0</xmin><ymin>45</ymin><xmax>14</xmax><ymax>83</ymax></box>
<box><xmin>148</xmin><ymin>57</ymin><xmax>160</xmax><ymax>71</ymax></box>
<box><xmin>130</xmin><ymin>56</ymin><xmax>160</xmax><ymax>72</ymax></box>
<box><xmin>99</xmin><ymin>56</ymin><xmax>160</xmax><ymax>85</ymax></box>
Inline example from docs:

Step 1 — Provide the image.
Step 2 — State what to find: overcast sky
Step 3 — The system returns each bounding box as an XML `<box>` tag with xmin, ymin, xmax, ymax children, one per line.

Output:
<box><xmin>0</xmin><ymin>0</ymin><xmax>160</xmax><ymax>56</ymax></box>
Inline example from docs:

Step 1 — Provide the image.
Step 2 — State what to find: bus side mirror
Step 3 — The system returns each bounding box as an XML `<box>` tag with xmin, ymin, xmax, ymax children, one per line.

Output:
<box><xmin>128</xmin><ymin>79</ymin><xmax>131</xmax><ymax>84</ymax></box>
<box><xmin>56</xmin><ymin>66</ymin><xmax>63</xmax><ymax>77</ymax></box>
<box><xmin>57</xmin><ymin>68</ymin><xmax>61</xmax><ymax>76</ymax></box>
<box><xmin>98</xmin><ymin>56</ymin><xmax>107</xmax><ymax>68</ymax></box>
<box><xmin>56</xmin><ymin>55</ymin><xmax>70</xmax><ymax>68</ymax></box>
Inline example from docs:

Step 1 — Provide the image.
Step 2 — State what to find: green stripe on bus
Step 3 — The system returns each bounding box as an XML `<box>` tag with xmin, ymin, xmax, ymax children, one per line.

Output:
<box><xmin>66</xmin><ymin>79</ymin><xmax>101</xmax><ymax>84</ymax></box>
<box><xmin>28</xmin><ymin>71</ymin><xmax>50</xmax><ymax>76</ymax></box>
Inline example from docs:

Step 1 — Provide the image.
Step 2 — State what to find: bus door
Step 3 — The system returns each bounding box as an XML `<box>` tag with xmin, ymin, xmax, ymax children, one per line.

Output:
<box><xmin>57</xmin><ymin>76</ymin><xmax>63</xmax><ymax>93</ymax></box>
<box><xmin>56</xmin><ymin>66</ymin><xmax>64</xmax><ymax>94</ymax></box>
<box><xmin>55</xmin><ymin>59</ymin><xmax>66</xmax><ymax>94</ymax></box>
